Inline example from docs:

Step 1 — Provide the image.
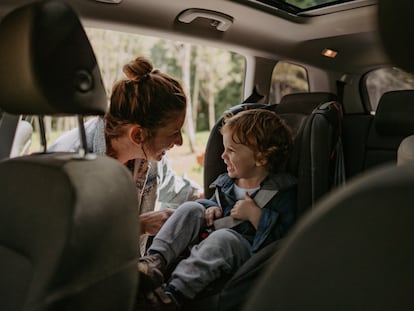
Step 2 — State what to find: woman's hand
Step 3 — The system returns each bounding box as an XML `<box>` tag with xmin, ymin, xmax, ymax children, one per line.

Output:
<box><xmin>231</xmin><ymin>192</ymin><xmax>262</xmax><ymax>229</ymax></box>
<box><xmin>140</xmin><ymin>209</ymin><xmax>174</xmax><ymax>235</ymax></box>
<box><xmin>205</xmin><ymin>206</ymin><xmax>222</xmax><ymax>227</ymax></box>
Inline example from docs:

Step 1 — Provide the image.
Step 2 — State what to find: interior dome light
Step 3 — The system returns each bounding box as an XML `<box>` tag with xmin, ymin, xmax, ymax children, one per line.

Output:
<box><xmin>322</xmin><ymin>48</ymin><xmax>338</xmax><ymax>58</ymax></box>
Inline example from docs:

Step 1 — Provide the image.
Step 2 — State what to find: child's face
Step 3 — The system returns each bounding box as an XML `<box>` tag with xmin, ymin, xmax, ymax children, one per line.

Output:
<box><xmin>221</xmin><ymin>129</ymin><xmax>261</xmax><ymax>180</ymax></box>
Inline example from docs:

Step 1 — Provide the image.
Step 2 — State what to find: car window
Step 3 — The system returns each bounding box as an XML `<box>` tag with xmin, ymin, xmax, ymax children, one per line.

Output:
<box><xmin>364</xmin><ymin>67</ymin><xmax>414</xmax><ymax>113</ymax></box>
<box><xmin>269</xmin><ymin>61</ymin><xmax>309</xmax><ymax>104</ymax></box>
<box><xmin>22</xmin><ymin>28</ymin><xmax>245</xmax><ymax>188</ymax></box>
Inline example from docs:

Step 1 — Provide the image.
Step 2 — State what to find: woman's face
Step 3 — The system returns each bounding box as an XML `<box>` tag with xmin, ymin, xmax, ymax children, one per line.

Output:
<box><xmin>145</xmin><ymin>110</ymin><xmax>185</xmax><ymax>161</ymax></box>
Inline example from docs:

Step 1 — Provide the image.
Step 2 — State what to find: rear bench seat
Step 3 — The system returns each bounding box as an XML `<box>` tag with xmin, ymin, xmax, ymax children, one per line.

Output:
<box><xmin>343</xmin><ymin>90</ymin><xmax>414</xmax><ymax>180</ymax></box>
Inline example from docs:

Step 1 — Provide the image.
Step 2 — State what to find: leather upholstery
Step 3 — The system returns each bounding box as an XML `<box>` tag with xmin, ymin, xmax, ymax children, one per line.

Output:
<box><xmin>0</xmin><ymin>154</ymin><xmax>139</xmax><ymax>310</ymax></box>
<box><xmin>349</xmin><ymin>90</ymin><xmax>414</xmax><ymax>174</ymax></box>
<box><xmin>243</xmin><ymin>162</ymin><xmax>414</xmax><ymax>310</ymax></box>
<box><xmin>289</xmin><ymin>100</ymin><xmax>344</xmax><ymax>214</ymax></box>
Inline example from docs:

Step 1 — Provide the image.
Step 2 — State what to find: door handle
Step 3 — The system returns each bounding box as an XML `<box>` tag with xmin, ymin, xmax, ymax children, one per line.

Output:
<box><xmin>178</xmin><ymin>8</ymin><xmax>233</xmax><ymax>32</ymax></box>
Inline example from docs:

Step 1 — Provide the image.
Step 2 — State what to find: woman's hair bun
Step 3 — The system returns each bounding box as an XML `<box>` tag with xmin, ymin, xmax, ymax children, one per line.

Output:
<box><xmin>123</xmin><ymin>56</ymin><xmax>153</xmax><ymax>81</ymax></box>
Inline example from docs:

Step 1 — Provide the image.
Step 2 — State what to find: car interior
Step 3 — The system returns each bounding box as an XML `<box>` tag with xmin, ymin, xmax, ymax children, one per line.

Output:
<box><xmin>0</xmin><ymin>0</ymin><xmax>413</xmax><ymax>310</ymax></box>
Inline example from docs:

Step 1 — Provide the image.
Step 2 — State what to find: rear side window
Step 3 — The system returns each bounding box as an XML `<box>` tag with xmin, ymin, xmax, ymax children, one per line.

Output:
<box><xmin>365</xmin><ymin>67</ymin><xmax>414</xmax><ymax>113</ymax></box>
<box><xmin>269</xmin><ymin>61</ymin><xmax>309</xmax><ymax>104</ymax></box>
<box><xmin>25</xmin><ymin>28</ymin><xmax>246</xmax><ymax>189</ymax></box>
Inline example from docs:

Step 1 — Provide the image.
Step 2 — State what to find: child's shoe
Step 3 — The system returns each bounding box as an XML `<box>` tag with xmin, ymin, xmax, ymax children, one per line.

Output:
<box><xmin>135</xmin><ymin>286</ymin><xmax>181</xmax><ymax>311</ymax></box>
<box><xmin>138</xmin><ymin>253</ymin><xmax>166</xmax><ymax>290</ymax></box>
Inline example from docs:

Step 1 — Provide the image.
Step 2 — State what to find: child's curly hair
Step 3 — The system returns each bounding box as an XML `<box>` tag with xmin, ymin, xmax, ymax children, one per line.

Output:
<box><xmin>220</xmin><ymin>108</ymin><xmax>293</xmax><ymax>173</ymax></box>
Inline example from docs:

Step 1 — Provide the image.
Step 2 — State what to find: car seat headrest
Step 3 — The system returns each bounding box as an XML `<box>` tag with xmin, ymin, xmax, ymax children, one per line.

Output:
<box><xmin>276</xmin><ymin>92</ymin><xmax>338</xmax><ymax>115</ymax></box>
<box><xmin>0</xmin><ymin>0</ymin><xmax>107</xmax><ymax>115</ymax></box>
<box><xmin>374</xmin><ymin>90</ymin><xmax>414</xmax><ymax>136</ymax></box>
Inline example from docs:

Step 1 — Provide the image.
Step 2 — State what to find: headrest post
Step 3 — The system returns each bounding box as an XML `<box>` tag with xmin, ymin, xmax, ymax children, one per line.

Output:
<box><xmin>77</xmin><ymin>115</ymin><xmax>88</xmax><ymax>156</ymax></box>
<box><xmin>38</xmin><ymin>116</ymin><xmax>47</xmax><ymax>153</ymax></box>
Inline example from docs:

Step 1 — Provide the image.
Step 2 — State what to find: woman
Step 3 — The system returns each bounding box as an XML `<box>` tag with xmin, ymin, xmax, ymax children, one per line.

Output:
<box><xmin>49</xmin><ymin>56</ymin><xmax>202</xmax><ymax>254</ymax></box>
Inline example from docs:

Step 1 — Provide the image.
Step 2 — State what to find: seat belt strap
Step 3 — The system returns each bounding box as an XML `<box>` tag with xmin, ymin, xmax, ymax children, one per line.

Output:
<box><xmin>213</xmin><ymin>189</ymin><xmax>278</xmax><ymax>229</ymax></box>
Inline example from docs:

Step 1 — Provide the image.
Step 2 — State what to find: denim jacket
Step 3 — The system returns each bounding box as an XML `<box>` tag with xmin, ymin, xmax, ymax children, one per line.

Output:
<box><xmin>197</xmin><ymin>172</ymin><xmax>297</xmax><ymax>252</ymax></box>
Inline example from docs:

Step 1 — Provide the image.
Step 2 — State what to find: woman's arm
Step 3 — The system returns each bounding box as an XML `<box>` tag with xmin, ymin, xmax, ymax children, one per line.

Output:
<box><xmin>139</xmin><ymin>209</ymin><xmax>174</xmax><ymax>235</ymax></box>
<box><xmin>156</xmin><ymin>156</ymin><xmax>203</xmax><ymax>209</ymax></box>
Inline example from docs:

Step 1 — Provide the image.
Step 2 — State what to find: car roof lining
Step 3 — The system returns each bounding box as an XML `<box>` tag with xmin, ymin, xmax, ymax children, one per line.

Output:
<box><xmin>0</xmin><ymin>0</ymin><xmax>390</xmax><ymax>75</ymax></box>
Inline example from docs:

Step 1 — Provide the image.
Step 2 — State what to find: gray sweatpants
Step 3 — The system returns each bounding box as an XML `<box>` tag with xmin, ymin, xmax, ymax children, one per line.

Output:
<box><xmin>148</xmin><ymin>201</ymin><xmax>252</xmax><ymax>298</ymax></box>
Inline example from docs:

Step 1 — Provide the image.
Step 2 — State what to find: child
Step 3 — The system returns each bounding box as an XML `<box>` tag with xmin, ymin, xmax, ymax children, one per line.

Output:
<box><xmin>137</xmin><ymin>109</ymin><xmax>297</xmax><ymax>309</ymax></box>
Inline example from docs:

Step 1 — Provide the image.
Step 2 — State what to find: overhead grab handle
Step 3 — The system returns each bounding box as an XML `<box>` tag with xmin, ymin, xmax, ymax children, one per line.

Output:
<box><xmin>177</xmin><ymin>8</ymin><xmax>233</xmax><ymax>32</ymax></box>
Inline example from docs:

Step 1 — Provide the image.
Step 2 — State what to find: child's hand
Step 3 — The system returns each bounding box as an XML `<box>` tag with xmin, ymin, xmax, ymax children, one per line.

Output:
<box><xmin>205</xmin><ymin>206</ymin><xmax>222</xmax><ymax>227</ymax></box>
<box><xmin>231</xmin><ymin>192</ymin><xmax>262</xmax><ymax>229</ymax></box>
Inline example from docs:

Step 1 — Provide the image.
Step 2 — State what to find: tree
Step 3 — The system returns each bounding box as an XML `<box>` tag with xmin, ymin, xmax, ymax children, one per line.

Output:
<box><xmin>86</xmin><ymin>29</ymin><xmax>245</xmax><ymax>151</ymax></box>
<box><xmin>181</xmin><ymin>43</ymin><xmax>196</xmax><ymax>153</ymax></box>
<box><xmin>195</xmin><ymin>47</ymin><xmax>237</xmax><ymax>130</ymax></box>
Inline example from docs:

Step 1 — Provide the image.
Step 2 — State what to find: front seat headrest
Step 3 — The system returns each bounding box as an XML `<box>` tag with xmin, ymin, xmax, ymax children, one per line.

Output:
<box><xmin>374</xmin><ymin>90</ymin><xmax>414</xmax><ymax>136</ymax></box>
<box><xmin>0</xmin><ymin>0</ymin><xmax>107</xmax><ymax>115</ymax></box>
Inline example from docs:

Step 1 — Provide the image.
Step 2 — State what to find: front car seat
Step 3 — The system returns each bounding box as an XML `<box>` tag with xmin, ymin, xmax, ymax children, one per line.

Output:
<box><xmin>243</xmin><ymin>162</ymin><xmax>414</xmax><ymax>310</ymax></box>
<box><xmin>0</xmin><ymin>1</ymin><xmax>139</xmax><ymax>310</ymax></box>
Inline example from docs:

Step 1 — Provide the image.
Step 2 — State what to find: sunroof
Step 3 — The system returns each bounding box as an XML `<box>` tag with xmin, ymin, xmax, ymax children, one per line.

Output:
<box><xmin>287</xmin><ymin>0</ymin><xmax>352</xmax><ymax>10</ymax></box>
<box><xmin>255</xmin><ymin>0</ymin><xmax>358</xmax><ymax>14</ymax></box>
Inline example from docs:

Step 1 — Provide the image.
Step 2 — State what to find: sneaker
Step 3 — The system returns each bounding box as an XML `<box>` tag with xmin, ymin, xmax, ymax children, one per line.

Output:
<box><xmin>138</xmin><ymin>253</ymin><xmax>167</xmax><ymax>290</ymax></box>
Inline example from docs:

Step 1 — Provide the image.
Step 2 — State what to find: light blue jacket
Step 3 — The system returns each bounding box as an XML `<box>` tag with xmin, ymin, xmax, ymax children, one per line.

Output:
<box><xmin>48</xmin><ymin>117</ymin><xmax>202</xmax><ymax>212</ymax></box>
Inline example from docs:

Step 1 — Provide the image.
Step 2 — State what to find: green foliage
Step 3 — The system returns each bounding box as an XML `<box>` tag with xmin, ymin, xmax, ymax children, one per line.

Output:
<box><xmin>286</xmin><ymin>0</ymin><xmax>339</xmax><ymax>10</ymax></box>
<box><xmin>85</xmin><ymin>28</ymin><xmax>245</xmax><ymax>133</ymax></box>
<box><xmin>366</xmin><ymin>67</ymin><xmax>414</xmax><ymax>111</ymax></box>
<box><xmin>150</xmin><ymin>39</ymin><xmax>182</xmax><ymax>78</ymax></box>
<box><xmin>269</xmin><ymin>61</ymin><xmax>309</xmax><ymax>104</ymax></box>
<box><xmin>215</xmin><ymin>53</ymin><xmax>245</xmax><ymax>114</ymax></box>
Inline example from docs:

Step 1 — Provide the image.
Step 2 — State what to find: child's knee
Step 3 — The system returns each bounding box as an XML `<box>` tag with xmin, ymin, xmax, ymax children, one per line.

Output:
<box><xmin>204</xmin><ymin>229</ymin><xmax>239</xmax><ymax>246</ymax></box>
<box><xmin>197</xmin><ymin>229</ymin><xmax>251</xmax><ymax>263</ymax></box>
<box><xmin>176</xmin><ymin>201</ymin><xmax>205</xmax><ymax>218</ymax></box>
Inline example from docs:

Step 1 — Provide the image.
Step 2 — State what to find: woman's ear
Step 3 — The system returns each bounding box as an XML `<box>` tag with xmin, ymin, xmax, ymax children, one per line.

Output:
<box><xmin>129</xmin><ymin>125</ymin><xmax>144</xmax><ymax>145</ymax></box>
